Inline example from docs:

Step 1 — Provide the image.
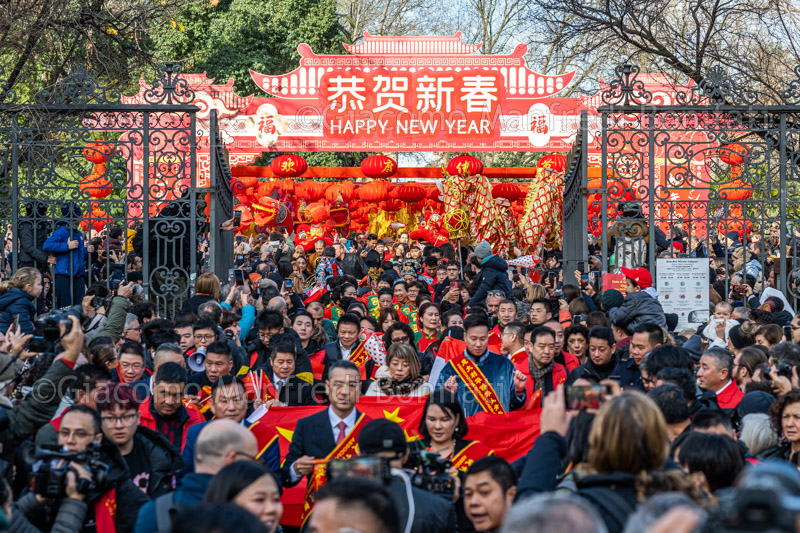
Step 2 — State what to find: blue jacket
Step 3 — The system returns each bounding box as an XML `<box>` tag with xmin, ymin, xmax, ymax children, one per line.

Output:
<box><xmin>42</xmin><ymin>223</ymin><xmax>88</xmax><ymax>276</ymax></box>
<box><xmin>468</xmin><ymin>255</ymin><xmax>512</xmax><ymax>307</ymax></box>
<box><xmin>434</xmin><ymin>349</ymin><xmax>525</xmax><ymax>417</ymax></box>
<box><xmin>0</xmin><ymin>288</ymin><xmax>36</xmax><ymax>334</ymax></box>
<box><xmin>133</xmin><ymin>473</ymin><xmax>212</xmax><ymax>533</ymax></box>
<box><xmin>179</xmin><ymin>420</ymin><xmax>281</xmax><ymax>479</ymax></box>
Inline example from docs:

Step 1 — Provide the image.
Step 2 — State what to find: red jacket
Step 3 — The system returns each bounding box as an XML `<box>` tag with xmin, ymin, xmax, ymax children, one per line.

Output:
<box><xmin>509</xmin><ymin>349</ymin><xmax>568</xmax><ymax>409</ymax></box>
<box><xmin>561</xmin><ymin>351</ymin><xmax>580</xmax><ymax>372</ymax></box>
<box><xmin>138</xmin><ymin>400</ymin><xmax>204</xmax><ymax>452</ymax></box>
<box><xmin>716</xmin><ymin>380</ymin><xmax>744</xmax><ymax>410</ymax></box>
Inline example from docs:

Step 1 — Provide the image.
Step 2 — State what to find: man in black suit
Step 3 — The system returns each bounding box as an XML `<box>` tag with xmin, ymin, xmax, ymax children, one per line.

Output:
<box><xmin>321</xmin><ymin>313</ymin><xmax>362</xmax><ymax>365</ymax></box>
<box><xmin>321</xmin><ymin>313</ymin><xmax>375</xmax><ymax>390</ymax></box>
<box><xmin>264</xmin><ymin>341</ymin><xmax>315</xmax><ymax>406</ymax></box>
<box><xmin>282</xmin><ymin>360</ymin><xmax>368</xmax><ymax>488</ymax></box>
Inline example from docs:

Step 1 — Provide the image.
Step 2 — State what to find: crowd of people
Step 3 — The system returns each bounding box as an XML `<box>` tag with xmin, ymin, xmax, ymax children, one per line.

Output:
<box><xmin>2</xmin><ymin>211</ymin><xmax>800</xmax><ymax>533</ymax></box>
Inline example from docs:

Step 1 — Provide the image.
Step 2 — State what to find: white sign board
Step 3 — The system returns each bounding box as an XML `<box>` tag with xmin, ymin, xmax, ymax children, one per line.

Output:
<box><xmin>656</xmin><ymin>258</ymin><xmax>710</xmax><ymax>331</ymax></box>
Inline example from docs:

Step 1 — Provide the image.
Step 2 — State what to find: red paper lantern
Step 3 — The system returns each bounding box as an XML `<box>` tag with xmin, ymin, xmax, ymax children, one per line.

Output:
<box><xmin>281</xmin><ymin>179</ymin><xmax>295</xmax><ymax>195</ymax></box>
<box><xmin>232</xmin><ymin>176</ymin><xmax>258</xmax><ymax>189</ymax></box>
<box><xmin>303</xmin><ymin>202</ymin><xmax>328</xmax><ymax>224</ymax></box>
<box><xmin>718</xmin><ymin>144</ymin><xmax>748</xmax><ymax>166</ymax></box>
<box><xmin>296</xmin><ymin>180</ymin><xmax>327</xmax><ymax>202</ymax></box>
<box><xmin>392</xmin><ymin>183</ymin><xmax>427</xmax><ymax>203</ymax></box>
<box><xmin>492</xmin><ymin>183</ymin><xmax>525</xmax><ymax>202</ymax></box>
<box><xmin>79</xmin><ymin>166</ymin><xmax>112</xmax><ymax>199</ymax></box>
<box><xmin>719</xmin><ymin>179</ymin><xmax>753</xmax><ymax>201</ymax></box>
<box><xmin>537</xmin><ymin>154</ymin><xmax>567</xmax><ymax>173</ymax></box>
<box><xmin>82</xmin><ymin>140</ymin><xmax>113</xmax><ymax>164</ymax></box>
<box><xmin>358</xmin><ymin>180</ymin><xmax>391</xmax><ymax>202</ymax></box>
<box><xmin>271</xmin><ymin>154</ymin><xmax>307</xmax><ymax>178</ymax></box>
<box><xmin>81</xmin><ymin>205</ymin><xmax>112</xmax><ymax>232</ymax></box>
<box><xmin>446</xmin><ymin>154</ymin><xmax>483</xmax><ymax>177</ymax></box>
<box><xmin>361</xmin><ymin>154</ymin><xmax>397</xmax><ymax>179</ymax></box>
<box><xmin>325</xmin><ymin>181</ymin><xmax>355</xmax><ymax>202</ymax></box>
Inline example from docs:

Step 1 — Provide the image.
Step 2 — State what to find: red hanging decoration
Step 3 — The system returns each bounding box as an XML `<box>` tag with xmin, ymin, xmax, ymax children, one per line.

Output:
<box><xmin>295</xmin><ymin>180</ymin><xmax>327</xmax><ymax>202</ymax></box>
<box><xmin>492</xmin><ymin>183</ymin><xmax>525</xmax><ymax>203</ymax></box>
<box><xmin>537</xmin><ymin>154</ymin><xmax>567</xmax><ymax>173</ymax></box>
<box><xmin>82</xmin><ymin>140</ymin><xmax>113</xmax><ymax>164</ymax></box>
<box><xmin>270</xmin><ymin>154</ymin><xmax>308</xmax><ymax>178</ymax></box>
<box><xmin>718</xmin><ymin>144</ymin><xmax>748</xmax><ymax>166</ymax></box>
<box><xmin>358</xmin><ymin>180</ymin><xmax>391</xmax><ymax>202</ymax></box>
<box><xmin>446</xmin><ymin>154</ymin><xmax>483</xmax><ymax>177</ymax></box>
<box><xmin>392</xmin><ymin>183</ymin><xmax>427</xmax><ymax>203</ymax></box>
<box><xmin>325</xmin><ymin>181</ymin><xmax>356</xmax><ymax>202</ymax></box>
<box><xmin>361</xmin><ymin>154</ymin><xmax>397</xmax><ymax>179</ymax></box>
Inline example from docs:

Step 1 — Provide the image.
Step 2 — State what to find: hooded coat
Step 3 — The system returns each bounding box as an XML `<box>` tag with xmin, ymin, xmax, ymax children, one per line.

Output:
<box><xmin>467</xmin><ymin>255</ymin><xmax>512</xmax><ymax>307</ymax></box>
<box><xmin>18</xmin><ymin>201</ymin><xmax>51</xmax><ymax>267</ymax></box>
<box><xmin>0</xmin><ymin>287</ymin><xmax>36</xmax><ymax>334</ymax></box>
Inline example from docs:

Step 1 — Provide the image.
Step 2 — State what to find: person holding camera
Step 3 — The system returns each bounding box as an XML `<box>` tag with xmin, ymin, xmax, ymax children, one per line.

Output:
<box><xmin>24</xmin><ymin>405</ymin><xmax>149</xmax><ymax>533</ymax></box>
<box><xmin>1</xmin><ymin>315</ymin><xmax>85</xmax><ymax>457</ymax></box>
<box><xmin>356</xmin><ymin>419</ymin><xmax>456</xmax><ymax>533</ymax></box>
<box><xmin>9</xmin><ymin>461</ymin><xmax>90</xmax><ymax>533</ymax></box>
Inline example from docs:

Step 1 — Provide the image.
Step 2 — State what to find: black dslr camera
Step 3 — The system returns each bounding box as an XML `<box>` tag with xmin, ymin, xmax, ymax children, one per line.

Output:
<box><xmin>27</xmin><ymin>443</ymin><xmax>109</xmax><ymax>498</ymax></box>
<box><xmin>28</xmin><ymin>305</ymin><xmax>84</xmax><ymax>353</ymax></box>
<box><xmin>405</xmin><ymin>449</ymin><xmax>455</xmax><ymax>495</ymax></box>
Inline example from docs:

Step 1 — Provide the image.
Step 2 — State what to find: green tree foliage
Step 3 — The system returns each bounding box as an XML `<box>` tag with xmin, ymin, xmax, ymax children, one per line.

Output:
<box><xmin>158</xmin><ymin>0</ymin><xmax>344</xmax><ymax>96</ymax></box>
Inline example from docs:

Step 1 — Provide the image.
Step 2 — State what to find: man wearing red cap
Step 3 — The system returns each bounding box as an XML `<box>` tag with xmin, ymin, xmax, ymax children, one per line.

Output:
<box><xmin>607</xmin><ymin>267</ymin><xmax>667</xmax><ymax>330</ymax></box>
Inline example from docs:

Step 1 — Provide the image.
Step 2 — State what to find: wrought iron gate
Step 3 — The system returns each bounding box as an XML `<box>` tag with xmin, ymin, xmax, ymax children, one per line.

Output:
<box><xmin>565</xmin><ymin>64</ymin><xmax>800</xmax><ymax>309</ymax></box>
<box><xmin>0</xmin><ymin>64</ymin><xmax>223</xmax><ymax>318</ymax></box>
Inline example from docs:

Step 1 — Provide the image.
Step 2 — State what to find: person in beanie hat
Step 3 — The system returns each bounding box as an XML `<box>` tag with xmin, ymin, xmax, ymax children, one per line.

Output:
<box><xmin>608</xmin><ymin>267</ymin><xmax>667</xmax><ymax>330</ymax></box>
<box><xmin>474</xmin><ymin>240</ymin><xmax>493</xmax><ymax>261</ymax></box>
<box><xmin>467</xmin><ymin>241</ymin><xmax>511</xmax><ymax>307</ymax></box>
<box><xmin>600</xmin><ymin>289</ymin><xmax>624</xmax><ymax>311</ymax></box>
<box><xmin>357</xmin><ymin>419</ymin><xmax>456</xmax><ymax>533</ymax></box>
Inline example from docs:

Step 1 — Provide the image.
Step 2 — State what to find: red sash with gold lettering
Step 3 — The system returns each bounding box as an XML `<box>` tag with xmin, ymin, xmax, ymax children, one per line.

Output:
<box><xmin>347</xmin><ymin>343</ymin><xmax>368</xmax><ymax>380</ymax></box>
<box><xmin>450</xmin><ymin>352</ymin><xmax>506</xmax><ymax>415</ymax></box>
<box><xmin>451</xmin><ymin>441</ymin><xmax>495</xmax><ymax>472</ymax></box>
<box><xmin>300</xmin><ymin>414</ymin><xmax>368</xmax><ymax>524</ymax></box>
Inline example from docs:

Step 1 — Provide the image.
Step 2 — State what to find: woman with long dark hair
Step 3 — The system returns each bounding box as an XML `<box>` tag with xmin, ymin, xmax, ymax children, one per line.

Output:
<box><xmin>204</xmin><ymin>461</ymin><xmax>282</xmax><ymax>532</ymax></box>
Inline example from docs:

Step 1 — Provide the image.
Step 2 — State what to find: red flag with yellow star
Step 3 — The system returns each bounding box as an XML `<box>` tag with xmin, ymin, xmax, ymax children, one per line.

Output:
<box><xmin>355</xmin><ymin>396</ymin><xmax>428</xmax><ymax>442</ymax></box>
<box><xmin>465</xmin><ymin>408</ymin><xmax>541</xmax><ymax>462</ymax></box>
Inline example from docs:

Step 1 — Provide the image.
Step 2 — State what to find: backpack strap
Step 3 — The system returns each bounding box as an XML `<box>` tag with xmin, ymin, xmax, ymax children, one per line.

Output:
<box><xmin>155</xmin><ymin>492</ymin><xmax>182</xmax><ymax>533</ymax></box>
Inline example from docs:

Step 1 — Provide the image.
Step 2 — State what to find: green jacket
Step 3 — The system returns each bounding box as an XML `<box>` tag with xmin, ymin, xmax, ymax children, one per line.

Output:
<box><xmin>96</xmin><ymin>296</ymin><xmax>130</xmax><ymax>344</ymax></box>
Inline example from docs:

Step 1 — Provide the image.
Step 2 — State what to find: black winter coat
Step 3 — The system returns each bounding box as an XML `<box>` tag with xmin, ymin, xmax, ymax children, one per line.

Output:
<box><xmin>129</xmin><ymin>425</ymin><xmax>186</xmax><ymax>498</ymax></box>
<box><xmin>467</xmin><ymin>255</ymin><xmax>512</xmax><ymax>307</ymax></box>
<box><xmin>515</xmin><ymin>431</ymin><xmax>639</xmax><ymax>533</ymax></box>
<box><xmin>18</xmin><ymin>201</ymin><xmax>50</xmax><ymax>268</ymax></box>
<box><xmin>338</xmin><ymin>252</ymin><xmax>368</xmax><ymax>280</ymax></box>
